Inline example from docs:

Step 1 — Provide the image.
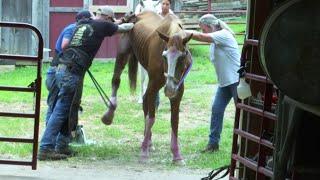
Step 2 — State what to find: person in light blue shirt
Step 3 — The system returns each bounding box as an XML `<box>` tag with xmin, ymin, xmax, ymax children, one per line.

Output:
<box><xmin>186</xmin><ymin>14</ymin><xmax>240</xmax><ymax>153</ymax></box>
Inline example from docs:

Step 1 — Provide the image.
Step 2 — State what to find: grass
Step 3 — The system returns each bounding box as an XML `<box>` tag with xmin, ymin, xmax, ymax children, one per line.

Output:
<box><xmin>0</xmin><ymin>24</ymin><xmax>245</xmax><ymax>170</ymax></box>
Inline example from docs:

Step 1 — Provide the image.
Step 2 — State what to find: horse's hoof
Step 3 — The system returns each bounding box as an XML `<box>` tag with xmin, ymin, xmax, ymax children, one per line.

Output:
<box><xmin>139</xmin><ymin>155</ymin><xmax>148</xmax><ymax>164</ymax></box>
<box><xmin>101</xmin><ymin>108</ymin><xmax>115</xmax><ymax>125</ymax></box>
<box><xmin>149</xmin><ymin>145</ymin><xmax>155</xmax><ymax>152</ymax></box>
<box><xmin>172</xmin><ymin>159</ymin><xmax>186</xmax><ymax>166</ymax></box>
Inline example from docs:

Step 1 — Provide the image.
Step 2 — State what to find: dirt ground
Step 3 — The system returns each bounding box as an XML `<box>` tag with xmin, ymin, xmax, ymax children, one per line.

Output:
<box><xmin>0</xmin><ymin>160</ymin><xmax>229</xmax><ymax>180</ymax></box>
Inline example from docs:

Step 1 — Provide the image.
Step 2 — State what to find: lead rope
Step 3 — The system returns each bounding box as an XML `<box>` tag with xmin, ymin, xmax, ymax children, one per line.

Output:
<box><xmin>87</xmin><ymin>70</ymin><xmax>115</xmax><ymax>109</ymax></box>
<box><xmin>175</xmin><ymin>51</ymin><xmax>193</xmax><ymax>91</ymax></box>
<box><xmin>201</xmin><ymin>165</ymin><xmax>230</xmax><ymax>180</ymax></box>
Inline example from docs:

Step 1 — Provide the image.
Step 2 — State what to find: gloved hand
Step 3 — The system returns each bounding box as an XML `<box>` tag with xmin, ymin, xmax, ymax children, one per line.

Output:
<box><xmin>117</xmin><ymin>23</ymin><xmax>134</xmax><ymax>33</ymax></box>
<box><xmin>121</xmin><ymin>11</ymin><xmax>136</xmax><ymax>23</ymax></box>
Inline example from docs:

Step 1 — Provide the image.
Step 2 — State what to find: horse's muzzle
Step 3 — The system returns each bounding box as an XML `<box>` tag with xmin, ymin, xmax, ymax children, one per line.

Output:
<box><xmin>164</xmin><ymin>77</ymin><xmax>177</xmax><ymax>98</ymax></box>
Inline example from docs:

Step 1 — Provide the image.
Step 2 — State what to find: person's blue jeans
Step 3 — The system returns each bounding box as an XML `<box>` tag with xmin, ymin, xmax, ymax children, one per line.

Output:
<box><xmin>209</xmin><ymin>82</ymin><xmax>238</xmax><ymax>146</ymax></box>
<box><xmin>40</xmin><ymin>68</ymin><xmax>81</xmax><ymax>151</ymax></box>
<box><xmin>45</xmin><ymin>66</ymin><xmax>58</xmax><ymax>124</ymax></box>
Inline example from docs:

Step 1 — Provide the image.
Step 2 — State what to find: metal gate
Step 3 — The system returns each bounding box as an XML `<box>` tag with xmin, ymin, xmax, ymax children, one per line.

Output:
<box><xmin>0</xmin><ymin>22</ymin><xmax>43</xmax><ymax>170</ymax></box>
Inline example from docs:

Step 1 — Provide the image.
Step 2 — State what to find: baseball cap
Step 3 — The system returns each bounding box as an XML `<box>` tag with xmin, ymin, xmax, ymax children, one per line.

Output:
<box><xmin>76</xmin><ymin>10</ymin><xmax>92</xmax><ymax>21</ymax></box>
<box><xmin>97</xmin><ymin>6</ymin><xmax>116</xmax><ymax>22</ymax></box>
<box><xmin>199</xmin><ymin>14</ymin><xmax>219</xmax><ymax>26</ymax></box>
<box><xmin>199</xmin><ymin>14</ymin><xmax>235</xmax><ymax>35</ymax></box>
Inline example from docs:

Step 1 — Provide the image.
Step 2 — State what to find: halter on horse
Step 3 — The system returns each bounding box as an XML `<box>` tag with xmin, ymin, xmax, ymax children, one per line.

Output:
<box><xmin>102</xmin><ymin>11</ymin><xmax>193</xmax><ymax>164</ymax></box>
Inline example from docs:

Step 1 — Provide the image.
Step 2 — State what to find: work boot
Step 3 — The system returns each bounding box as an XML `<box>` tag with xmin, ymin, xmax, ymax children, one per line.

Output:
<box><xmin>71</xmin><ymin>125</ymin><xmax>86</xmax><ymax>144</ymax></box>
<box><xmin>37</xmin><ymin>149</ymin><xmax>68</xmax><ymax>161</ymax></box>
<box><xmin>56</xmin><ymin>147</ymin><xmax>77</xmax><ymax>157</ymax></box>
<box><xmin>201</xmin><ymin>144</ymin><xmax>219</xmax><ymax>153</ymax></box>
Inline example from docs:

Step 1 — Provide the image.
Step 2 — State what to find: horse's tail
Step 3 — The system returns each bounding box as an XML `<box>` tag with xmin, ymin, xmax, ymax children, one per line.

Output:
<box><xmin>128</xmin><ymin>54</ymin><xmax>138</xmax><ymax>92</ymax></box>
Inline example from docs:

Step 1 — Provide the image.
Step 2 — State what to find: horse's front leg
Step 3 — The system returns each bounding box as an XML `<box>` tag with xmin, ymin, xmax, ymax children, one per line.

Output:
<box><xmin>101</xmin><ymin>53</ymin><xmax>130</xmax><ymax>125</ymax></box>
<box><xmin>169</xmin><ymin>85</ymin><xmax>185</xmax><ymax>165</ymax></box>
<box><xmin>140</xmin><ymin>81</ymin><xmax>160</xmax><ymax>163</ymax></box>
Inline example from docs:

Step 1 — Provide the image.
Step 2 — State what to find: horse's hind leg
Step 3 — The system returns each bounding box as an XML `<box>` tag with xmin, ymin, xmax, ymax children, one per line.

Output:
<box><xmin>169</xmin><ymin>86</ymin><xmax>185</xmax><ymax>165</ymax></box>
<box><xmin>138</xmin><ymin>64</ymin><xmax>148</xmax><ymax>103</ymax></box>
<box><xmin>101</xmin><ymin>50</ymin><xmax>131</xmax><ymax>125</ymax></box>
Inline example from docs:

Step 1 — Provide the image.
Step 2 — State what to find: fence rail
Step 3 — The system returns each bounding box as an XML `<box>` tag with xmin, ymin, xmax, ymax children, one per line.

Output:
<box><xmin>175</xmin><ymin>7</ymin><xmax>247</xmax><ymax>46</ymax></box>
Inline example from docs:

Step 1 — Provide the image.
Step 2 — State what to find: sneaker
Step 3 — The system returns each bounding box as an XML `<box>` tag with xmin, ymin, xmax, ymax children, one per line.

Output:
<box><xmin>37</xmin><ymin>149</ymin><xmax>68</xmax><ymax>161</ymax></box>
<box><xmin>201</xmin><ymin>144</ymin><xmax>219</xmax><ymax>153</ymax></box>
<box><xmin>56</xmin><ymin>147</ymin><xmax>77</xmax><ymax>157</ymax></box>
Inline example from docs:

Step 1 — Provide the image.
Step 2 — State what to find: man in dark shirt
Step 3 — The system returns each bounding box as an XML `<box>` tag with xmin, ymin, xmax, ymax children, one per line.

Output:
<box><xmin>44</xmin><ymin>10</ymin><xmax>92</xmax><ymax>154</ymax></box>
<box><xmin>38</xmin><ymin>6</ymin><xmax>134</xmax><ymax>161</ymax></box>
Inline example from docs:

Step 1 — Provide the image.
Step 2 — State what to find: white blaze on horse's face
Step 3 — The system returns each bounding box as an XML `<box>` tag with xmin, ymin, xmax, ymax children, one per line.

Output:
<box><xmin>162</xmin><ymin>47</ymin><xmax>185</xmax><ymax>98</ymax></box>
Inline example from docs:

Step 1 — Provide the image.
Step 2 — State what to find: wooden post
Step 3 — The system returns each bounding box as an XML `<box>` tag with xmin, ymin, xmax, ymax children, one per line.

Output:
<box><xmin>208</xmin><ymin>0</ymin><xmax>212</xmax><ymax>12</ymax></box>
<box><xmin>173</xmin><ymin>0</ymin><xmax>183</xmax><ymax>11</ymax></box>
<box><xmin>84</xmin><ymin>0</ymin><xmax>90</xmax><ymax>9</ymax></box>
<box><xmin>0</xmin><ymin>0</ymin><xmax>2</xmax><ymax>55</ymax></box>
<box><xmin>32</xmin><ymin>0</ymin><xmax>49</xmax><ymax>61</ymax></box>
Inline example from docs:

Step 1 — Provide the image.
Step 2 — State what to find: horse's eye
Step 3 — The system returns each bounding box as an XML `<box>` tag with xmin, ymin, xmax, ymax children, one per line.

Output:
<box><xmin>162</xmin><ymin>54</ymin><xmax>167</xmax><ymax>60</ymax></box>
<box><xmin>178</xmin><ymin>56</ymin><xmax>184</xmax><ymax>61</ymax></box>
<box><xmin>179</xmin><ymin>53</ymin><xmax>187</xmax><ymax>59</ymax></box>
<box><xmin>184</xmin><ymin>51</ymin><xmax>188</xmax><ymax>56</ymax></box>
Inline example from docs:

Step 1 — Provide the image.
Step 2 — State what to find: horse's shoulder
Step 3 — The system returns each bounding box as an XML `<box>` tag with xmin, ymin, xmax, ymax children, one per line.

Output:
<box><xmin>136</xmin><ymin>12</ymin><xmax>163</xmax><ymax>28</ymax></box>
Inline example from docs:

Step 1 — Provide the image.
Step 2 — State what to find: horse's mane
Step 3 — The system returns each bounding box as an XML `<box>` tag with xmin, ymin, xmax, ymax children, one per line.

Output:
<box><xmin>136</xmin><ymin>11</ymin><xmax>162</xmax><ymax>24</ymax></box>
<box><xmin>156</xmin><ymin>14</ymin><xmax>183</xmax><ymax>36</ymax></box>
<box><xmin>155</xmin><ymin>14</ymin><xmax>187</xmax><ymax>51</ymax></box>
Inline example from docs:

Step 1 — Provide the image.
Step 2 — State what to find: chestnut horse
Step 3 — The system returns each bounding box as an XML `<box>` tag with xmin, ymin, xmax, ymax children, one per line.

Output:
<box><xmin>102</xmin><ymin>11</ymin><xmax>193</xmax><ymax>164</ymax></box>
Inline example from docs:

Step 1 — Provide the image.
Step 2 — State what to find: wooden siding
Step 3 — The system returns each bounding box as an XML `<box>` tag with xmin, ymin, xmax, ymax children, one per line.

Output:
<box><xmin>0</xmin><ymin>0</ymin><xmax>136</xmax><ymax>61</ymax></box>
<box><xmin>48</xmin><ymin>0</ymin><xmax>133</xmax><ymax>59</ymax></box>
<box><xmin>49</xmin><ymin>12</ymin><xmax>77</xmax><ymax>56</ymax></box>
<box><xmin>93</xmin><ymin>0</ymin><xmax>127</xmax><ymax>5</ymax></box>
<box><xmin>50</xmin><ymin>0</ymin><xmax>83</xmax><ymax>7</ymax></box>
<box><xmin>0</xmin><ymin>0</ymin><xmax>33</xmax><ymax>64</ymax></box>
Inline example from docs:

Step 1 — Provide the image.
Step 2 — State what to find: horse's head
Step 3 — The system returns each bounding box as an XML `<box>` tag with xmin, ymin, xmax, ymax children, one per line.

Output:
<box><xmin>158</xmin><ymin>30</ymin><xmax>193</xmax><ymax>98</ymax></box>
<box><xmin>139</xmin><ymin>0</ymin><xmax>161</xmax><ymax>13</ymax></box>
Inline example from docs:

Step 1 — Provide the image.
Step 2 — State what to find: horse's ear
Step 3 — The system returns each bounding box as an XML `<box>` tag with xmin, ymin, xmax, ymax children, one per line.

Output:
<box><xmin>157</xmin><ymin>31</ymin><xmax>169</xmax><ymax>42</ymax></box>
<box><xmin>183</xmin><ymin>33</ymin><xmax>193</xmax><ymax>45</ymax></box>
<box><xmin>155</xmin><ymin>0</ymin><xmax>161</xmax><ymax>6</ymax></box>
<box><xmin>140</xmin><ymin>0</ymin><xmax>145</xmax><ymax>7</ymax></box>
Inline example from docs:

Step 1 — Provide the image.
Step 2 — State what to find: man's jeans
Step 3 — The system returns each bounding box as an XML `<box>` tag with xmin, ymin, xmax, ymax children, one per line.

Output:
<box><xmin>209</xmin><ymin>83</ymin><xmax>238</xmax><ymax>146</ymax></box>
<box><xmin>45</xmin><ymin>66</ymin><xmax>58</xmax><ymax>124</ymax></box>
<box><xmin>40</xmin><ymin>68</ymin><xmax>81</xmax><ymax>151</ymax></box>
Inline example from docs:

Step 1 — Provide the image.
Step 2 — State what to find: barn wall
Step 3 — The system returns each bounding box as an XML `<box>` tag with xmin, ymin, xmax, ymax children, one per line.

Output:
<box><xmin>0</xmin><ymin>0</ymin><xmax>33</xmax><ymax>64</ymax></box>
<box><xmin>0</xmin><ymin>0</ymin><xmax>49</xmax><ymax>63</ymax></box>
<box><xmin>32</xmin><ymin>0</ymin><xmax>50</xmax><ymax>60</ymax></box>
<box><xmin>49</xmin><ymin>0</ymin><xmax>134</xmax><ymax>59</ymax></box>
<box><xmin>49</xmin><ymin>0</ymin><xmax>83</xmax><ymax>57</ymax></box>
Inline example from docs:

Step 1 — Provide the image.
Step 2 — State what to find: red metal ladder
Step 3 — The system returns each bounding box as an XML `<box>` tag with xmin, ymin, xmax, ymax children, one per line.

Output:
<box><xmin>0</xmin><ymin>22</ymin><xmax>43</xmax><ymax>170</ymax></box>
<box><xmin>229</xmin><ymin>39</ymin><xmax>277</xmax><ymax>179</ymax></box>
